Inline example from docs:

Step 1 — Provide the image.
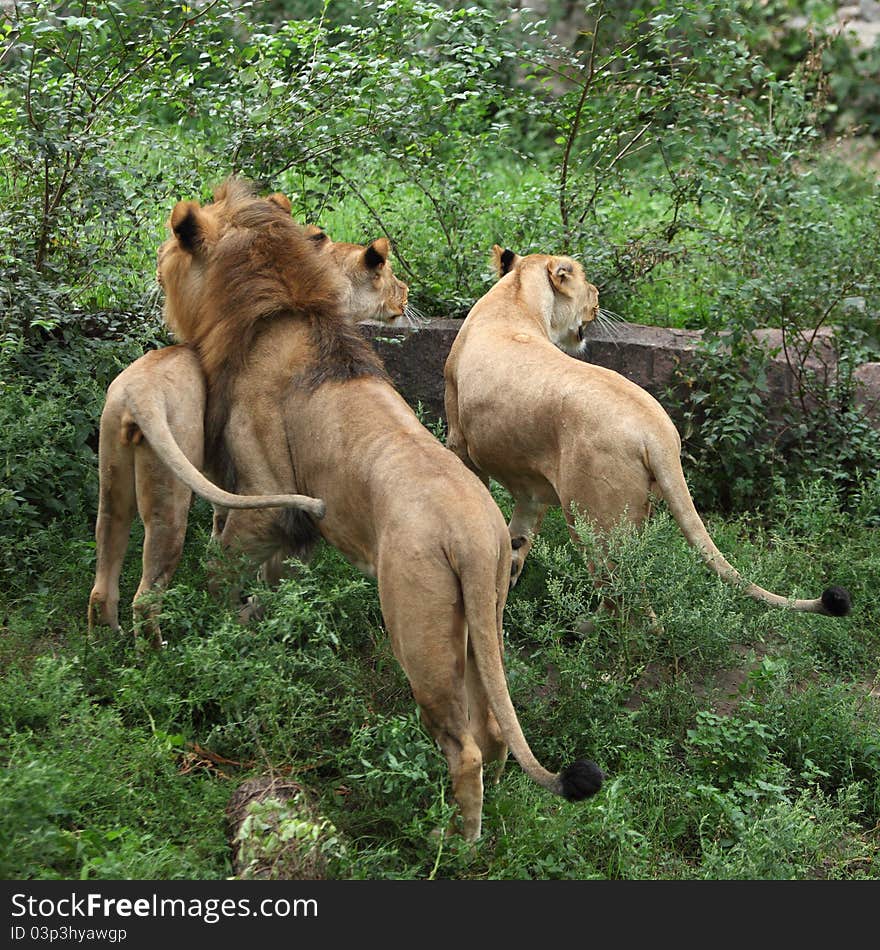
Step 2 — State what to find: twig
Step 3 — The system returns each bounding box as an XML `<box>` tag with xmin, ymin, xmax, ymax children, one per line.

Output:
<box><xmin>407</xmin><ymin>172</ymin><xmax>459</xmax><ymax>281</ymax></box>
<box><xmin>328</xmin><ymin>162</ymin><xmax>419</xmax><ymax>281</ymax></box>
<box><xmin>559</xmin><ymin>9</ymin><xmax>604</xmax><ymax>247</ymax></box>
<box><xmin>605</xmin><ymin>122</ymin><xmax>651</xmax><ymax>171</ymax></box>
<box><xmin>309</xmin><ymin>0</ymin><xmax>330</xmax><ymax>81</ymax></box>
<box><xmin>0</xmin><ymin>23</ymin><xmax>20</xmax><ymax>66</ymax></box>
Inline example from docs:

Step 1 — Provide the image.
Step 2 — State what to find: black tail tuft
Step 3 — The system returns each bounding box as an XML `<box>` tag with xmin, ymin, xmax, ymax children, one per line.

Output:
<box><xmin>821</xmin><ymin>585</ymin><xmax>852</xmax><ymax>617</ymax></box>
<box><xmin>559</xmin><ymin>759</ymin><xmax>604</xmax><ymax>801</ymax></box>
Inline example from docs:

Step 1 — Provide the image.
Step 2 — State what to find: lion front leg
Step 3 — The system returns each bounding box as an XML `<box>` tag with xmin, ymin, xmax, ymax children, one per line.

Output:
<box><xmin>507</xmin><ymin>497</ymin><xmax>549</xmax><ymax>588</ymax></box>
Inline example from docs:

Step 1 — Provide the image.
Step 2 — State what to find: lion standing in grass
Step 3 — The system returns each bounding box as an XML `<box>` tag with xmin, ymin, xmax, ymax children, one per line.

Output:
<box><xmin>151</xmin><ymin>180</ymin><xmax>603</xmax><ymax>840</ymax></box>
<box><xmin>89</xmin><ymin>203</ymin><xmax>410</xmax><ymax>644</ymax></box>
<box><xmin>443</xmin><ymin>246</ymin><xmax>851</xmax><ymax>619</ymax></box>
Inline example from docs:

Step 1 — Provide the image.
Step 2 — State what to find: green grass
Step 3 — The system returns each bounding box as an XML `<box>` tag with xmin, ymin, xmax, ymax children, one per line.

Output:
<box><xmin>1</xmin><ymin>478</ymin><xmax>878</xmax><ymax>881</ymax></box>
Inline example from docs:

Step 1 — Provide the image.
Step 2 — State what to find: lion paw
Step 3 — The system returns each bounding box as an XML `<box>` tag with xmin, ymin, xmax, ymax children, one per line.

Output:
<box><xmin>509</xmin><ymin>536</ymin><xmax>528</xmax><ymax>588</ymax></box>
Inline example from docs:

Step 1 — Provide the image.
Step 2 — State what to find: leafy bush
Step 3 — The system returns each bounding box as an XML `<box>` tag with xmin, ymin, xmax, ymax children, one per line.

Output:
<box><xmin>231</xmin><ymin>792</ymin><xmax>349</xmax><ymax>880</ymax></box>
<box><xmin>0</xmin><ymin>331</ymin><xmax>153</xmax><ymax>584</ymax></box>
<box><xmin>687</xmin><ymin>710</ymin><xmax>776</xmax><ymax>788</ymax></box>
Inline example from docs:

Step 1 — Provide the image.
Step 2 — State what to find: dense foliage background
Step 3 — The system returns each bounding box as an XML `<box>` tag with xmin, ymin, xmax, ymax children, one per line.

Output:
<box><xmin>1</xmin><ymin>0</ymin><xmax>878</xmax><ymax>880</ymax></box>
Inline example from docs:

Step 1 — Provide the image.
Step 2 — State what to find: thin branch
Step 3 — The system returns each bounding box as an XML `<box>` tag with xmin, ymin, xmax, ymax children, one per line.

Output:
<box><xmin>807</xmin><ymin>286</ymin><xmax>853</xmax><ymax>352</ymax></box>
<box><xmin>309</xmin><ymin>0</ymin><xmax>330</xmax><ymax>81</ymax></box>
<box><xmin>24</xmin><ymin>41</ymin><xmax>36</xmax><ymax>128</ymax></box>
<box><xmin>572</xmin><ymin>123</ymin><xmax>653</xmax><ymax>229</ymax></box>
<box><xmin>780</xmin><ymin>289</ymin><xmax>852</xmax><ymax>414</ymax></box>
<box><xmin>272</xmin><ymin>122</ymin><xmax>381</xmax><ymax>175</ymax></box>
<box><xmin>328</xmin><ymin>163</ymin><xmax>419</xmax><ymax>282</ymax></box>
<box><xmin>575</xmin><ymin>175</ymin><xmax>604</xmax><ymax>229</ymax></box>
<box><xmin>35</xmin><ymin>154</ymin><xmax>51</xmax><ymax>271</ymax></box>
<box><xmin>559</xmin><ymin>9</ymin><xmax>604</xmax><ymax>247</ymax></box>
<box><xmin>408</xmin><ymin>174</ymin><xmax>457</xmax><ymax>270</ymax></box>
<box><xmin>604</xmin><ymin>121</ymin><xmax>651</xmax><ymax>171</ymax></box>
<box><xmin>0</xmin><ymin>28</ymin><xmax>21</xmax><ymax>68</ymax></box>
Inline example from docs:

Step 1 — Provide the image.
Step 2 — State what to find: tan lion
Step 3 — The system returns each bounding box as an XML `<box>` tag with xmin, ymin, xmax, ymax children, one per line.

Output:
<box><xmin>443</xmin><ymin>245</ymin><xmax>852</xmax><ymax>619</ymax></box>
<box><xmin>89</xmin><ymin>200</ymin><xmax>410</xmax><ymax>644</ymax></box>
<box><xmin>154</xmin><ymin>178</ymin><xmax>603</xmax><ymax>840</ymax></box>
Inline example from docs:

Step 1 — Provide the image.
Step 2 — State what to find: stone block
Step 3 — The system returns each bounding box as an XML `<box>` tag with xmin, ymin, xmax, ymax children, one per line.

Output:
<box><xmin>358</xmin><ymin>317</ymin><xmax>879</xmax><ymax>438</ymax></box>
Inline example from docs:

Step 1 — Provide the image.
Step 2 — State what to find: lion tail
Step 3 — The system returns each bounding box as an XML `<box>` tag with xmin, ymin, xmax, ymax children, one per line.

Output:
<box><xmin>123</xmin><ymin>390</ymin><xmax>326</xmax><ymax>519</ymax></box>
<box><xmin>648</xmin><ymin>438</ymin><xmax>850</xmax><ymax>617</ymax></box>
<box><xmin>459</xmin><ymin>563</ymin><xmax>604</xmax><ymax>802</ymax></box>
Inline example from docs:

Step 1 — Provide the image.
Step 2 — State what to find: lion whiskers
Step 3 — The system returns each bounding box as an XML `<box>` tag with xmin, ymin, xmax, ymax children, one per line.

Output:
<box><xmin>403</xmin><ymin>303</ymin><xmax>429</xmax><ymax>330</ymax></box>
<box><xmin>595</xmin><ymin>307</ymin><xmax>627</xmax><ymax>344</ymax></box>
<box><xmin>598</xmin><ymin>306</ymin><xmax>627</xmax><ymax>325</ymax></box>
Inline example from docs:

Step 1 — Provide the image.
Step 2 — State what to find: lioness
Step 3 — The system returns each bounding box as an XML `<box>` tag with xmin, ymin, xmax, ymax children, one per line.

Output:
<box><xmin>443</xmin><ymin>246</ymin><xmax>852</xmax><ymax>618</ymax></box>
<box><xmin>156</xmin><ymin>179</ymin><xmax>603</xmax><ymax>840</ymax></box>
<box><xmin>89</xmin><ymin>204</ymin><xmax>410</xmax><ymax>644</ymax></box>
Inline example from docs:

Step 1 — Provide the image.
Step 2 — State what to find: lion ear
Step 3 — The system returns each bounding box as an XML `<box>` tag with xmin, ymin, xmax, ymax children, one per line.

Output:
<box><xmin>547</xmin><ymin>259</ymin><xmax>575</xmax><ymax>295</ymax></box>
<box><xmin>492</xmin><ymin>245</ymin><xmax>520</xmax><ymax>278</ymax></box>
<box><xmin>364</xmin><ymin>238</ymin><xmax>390</xmax><ymax>270</ymax></box>
<box><xmin>266</xmin><ymin>192</ymin><xmax>293</xmax><ymax>214</ymax></box>
<box><xmin>170</xmin><ymin>200</ymin><xmax>209</xmax><ymax>255</ymax></box>
<box><xmin>304</xmin><ymin>224</ymin><xmax>330</xmax><ymax>245</ymax></box>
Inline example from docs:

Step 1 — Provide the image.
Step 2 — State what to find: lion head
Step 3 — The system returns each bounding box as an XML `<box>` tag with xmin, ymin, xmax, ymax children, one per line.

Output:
<box><xmin>491</xmin><ymin>245</ymin><xmax>599</xmax><ymax>356</ymax></box>
<box><xmin>157</xmin><ymin>178</ymin><xmax>346</xmax><ymax>386</ymax></box>
<box><xmin>304</xmin><ymin>228</ymin><xmax>409</xmax><ymax>325</ymax></box>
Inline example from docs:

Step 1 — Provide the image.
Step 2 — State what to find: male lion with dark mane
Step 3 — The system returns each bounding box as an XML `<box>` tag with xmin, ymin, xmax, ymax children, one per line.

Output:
<box><xmin>153</xmin><ymin>179</ymin><xmax>603</xmax><ymax>840</ymax></box>
<box><xmin>443</xmin><ymin>246</ymin><xmax>852</xmax><ymax>620</ymax></box>
<box><xmin>88</xmin><ymin>197</ymin><xmax>410</xmax><ymax>645</ymax></box>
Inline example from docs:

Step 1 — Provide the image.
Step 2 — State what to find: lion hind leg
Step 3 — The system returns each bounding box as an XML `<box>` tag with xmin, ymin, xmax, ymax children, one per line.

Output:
<box><xmin>89</xmin><ymin>502</ymin><xmax>135</xmax><ymax>633</ymax></box>
<box><xmin>89</xmin><ymin>419</ymin><xmax>138</xmax><ymax>633</ymax></box>
<box><xmin>417</xmin><ymin>700</ymin><xmax>485</xmax><ymax>843</ymax></box>
<box><xmin>132</xmin><ymin>516</ymin><xmax>188</xmax><ymax>649</ymax></box>
<box><xmin>132</xmin><ymin>446</ymin><xmax>194</xmax><ymax>648</ymax></box>
<box><xmin>465</xmin><ymin>636</ymin><xmax>507</xmax><ymax>786</ymax></box>
<box><xmin>381</xmin><ymin>569</ymin><xmax>487</xmax><ymax>841</ymax></box>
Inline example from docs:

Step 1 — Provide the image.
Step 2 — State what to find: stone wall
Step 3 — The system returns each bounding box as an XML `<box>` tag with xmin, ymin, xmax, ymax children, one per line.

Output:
<box><xmin>359</xmin><ymin>318</ymin><xmax>880</xmax><ymax>431</ymax></box>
